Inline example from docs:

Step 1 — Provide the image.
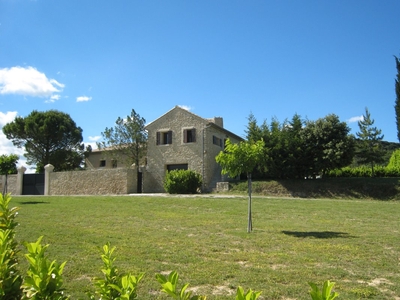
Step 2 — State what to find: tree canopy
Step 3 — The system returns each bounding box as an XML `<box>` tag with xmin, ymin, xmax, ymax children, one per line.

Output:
<box><xmin>302</xmin><ymin>114</ymin><xmax>355</xmax><ymax>177</ymax></box>
<box><xmin>2</xmin><ymin>110</ymin><xmax>84</xmax><ymax>172</ymax></box>
<box><xmin>245</xmin><ymin>113</ymin><xmax>354</xmax><ymax>179</ymax></box>
<box><xmin>97</xmin><ymin>109</ymin><xmax>148</xmax><ymax>168</ymax></box>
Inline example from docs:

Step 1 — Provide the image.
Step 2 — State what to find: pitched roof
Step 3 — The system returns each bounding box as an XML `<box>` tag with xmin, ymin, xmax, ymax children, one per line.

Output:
<box><xmin>145</xmin><ymin>106</ymin><xmax>244</xmax><ymax>141</ymax></box>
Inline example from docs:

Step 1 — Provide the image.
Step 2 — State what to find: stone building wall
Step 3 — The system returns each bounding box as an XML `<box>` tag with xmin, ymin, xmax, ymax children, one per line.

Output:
<box><xmin>145</xmin><ymin>107</ymin><xmax>212</xmax><ymax>192</ymax></box>
<box><xmin>144</xmin><ymin>106</ymin><xmax>243</xmax><ymax>193</ymax></box>
<box><xmin>48</xmin><ymin>167</ymin><xmax>137</xmax><ymax>195</ymax></box>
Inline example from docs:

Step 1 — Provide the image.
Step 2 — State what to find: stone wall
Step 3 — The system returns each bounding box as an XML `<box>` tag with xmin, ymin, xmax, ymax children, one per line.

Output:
<box><xmin>48</xmin><ymin>167</ymin><xmax>138</xmax><ymax>195</ymax></box>
<box><xmin>1</xmin><ymin>175</ymin><xmax>17</xmax><ymax>195</ymax></box>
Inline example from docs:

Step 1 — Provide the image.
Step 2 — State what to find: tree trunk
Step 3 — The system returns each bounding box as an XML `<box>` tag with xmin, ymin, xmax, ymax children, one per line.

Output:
<box><xmin>247</xmin><ymin>172</ymin><xmax>253</xmax><ymax>233</ymax></box>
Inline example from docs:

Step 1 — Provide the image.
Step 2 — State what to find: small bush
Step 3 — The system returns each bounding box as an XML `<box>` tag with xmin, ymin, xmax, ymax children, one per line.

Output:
<box><xmin>164</xmin><ymin>169</ymin><xmax>202</xmax><ymax>194</ymax></box>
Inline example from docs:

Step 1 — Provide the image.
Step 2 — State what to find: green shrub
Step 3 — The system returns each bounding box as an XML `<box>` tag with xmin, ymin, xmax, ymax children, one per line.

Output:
<box><xmin>0</xmin><ymin>193</ymin><xmax>22</xmax><ymax>299</ymax></box>
<box><xmin>164</xmin><ymin>169</ymin><xmax>202</xmax><ymax>194</ymax></box>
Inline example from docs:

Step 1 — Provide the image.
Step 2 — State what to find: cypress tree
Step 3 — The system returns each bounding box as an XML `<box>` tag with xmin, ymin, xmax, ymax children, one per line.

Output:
<box><xmin>395</xmin><ymin>55</ymin><xmax>400</xmax><ymax>142</ymax></box>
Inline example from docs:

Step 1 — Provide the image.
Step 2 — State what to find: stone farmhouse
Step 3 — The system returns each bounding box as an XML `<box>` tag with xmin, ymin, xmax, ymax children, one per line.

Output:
<box><xmin>143</xmin><ymin>106</ymin><xmax>243</xmax><ymax>192</ymax></box>
<box><xmin>86</xmin><ymin>106</ymin><xmax>243</xmax><ymax>193</ymax></box>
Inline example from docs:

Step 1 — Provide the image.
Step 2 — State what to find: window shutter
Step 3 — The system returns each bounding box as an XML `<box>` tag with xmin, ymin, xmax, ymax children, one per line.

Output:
<box><xmin>192</xmin><ymin>128</ymin><xmax>196</xmax><ymax>142</ymax></box>
<box><xmin>156</xmin><ymin>132</ymin><xmax>160</xmax><ymax>145</ymax></box>
<box><xmin>167</xmin><ymin>131</ymin><xmax>172</xmax><ymax>144</ymax></box>
<box><xmin>183</xmin><ymin>129</ymin><xmax>187</xmax><ymax>143</ymax></box>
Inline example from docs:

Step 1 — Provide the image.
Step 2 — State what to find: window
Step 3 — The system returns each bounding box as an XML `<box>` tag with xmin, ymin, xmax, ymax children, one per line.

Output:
<box><xmin>183</xmin><ymin>128</ymin><xmax>196</xmax><ymax>143</ymax></box>
<box><xmin>213</xmin><ymin>135</ymin><xmax>223</xmax><ymax>147</ymax></box>
<box><xmin>156</xmin><ymin>131</ymin><xmax>172</xmax><ymax>145</ymax></box>
<box><xmin>167</xmin><ymin>164</ymin><xmax>188</xmax><ymax>172</ymax></box>
<box><xmin>99</xmin><ymin>160</ymin><xmax>106</xmax><ymax>167</ymax></box>
<box><xmin>112</xmin><ymin>160</ymin><xmax>117</xmax><ymax>168</ymax></box>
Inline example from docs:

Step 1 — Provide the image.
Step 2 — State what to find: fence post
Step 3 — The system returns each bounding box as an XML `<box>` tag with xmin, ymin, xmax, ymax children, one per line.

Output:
<box><xmin>44</xmin><ymin>164</ymin><xmax>54</xmax><ymax>195</ymax></box>
<box><xmin>16</xmin><ymin>166</ymin><xmax>27</xmax><ymax>195</ymax></box>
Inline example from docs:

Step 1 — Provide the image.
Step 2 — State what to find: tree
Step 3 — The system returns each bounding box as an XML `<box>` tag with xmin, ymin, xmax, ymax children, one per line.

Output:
<box><xmin>97</xmin><ymin>109</ymin><xmax>147</xmax><ymax>168</ymax></box>
<box><xmin>0</xmin><ymin>154</ymin><xmax>19</xmax><ymax>195</ymax></box>
<box><xmin>215</xmin><ymin>139</ymin><xmax>265</xmax><ymax>233</ymax></box>
<box><xmin>2</xmin><ymin>110</ymin><xmax>84</xmax><ymax>172</ymax></box>
<box><xmin>395</xmin><ymin>55</ymin><xmax>400</xmax><ymax>142</ymax></box>
<box><xmin>302</xmin><ymin>114</ymin><xmax>355</xmax><ymax>178</ymax></box>
<box><xmin>356</xmin><ymin>108</ymin><xmax>385</xmax><ymax>177</ymax></box>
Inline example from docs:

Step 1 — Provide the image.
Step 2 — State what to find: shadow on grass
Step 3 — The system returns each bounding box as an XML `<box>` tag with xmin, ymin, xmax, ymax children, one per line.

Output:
<box><xmin>18</xmin><ymin>201</ymin><xmax>50</xmax><ymax>205</ymax></box>
<box><xmin>282</xmin><ymin>230</ymin><xmax>353</xmax><ymax>239</ymax></box>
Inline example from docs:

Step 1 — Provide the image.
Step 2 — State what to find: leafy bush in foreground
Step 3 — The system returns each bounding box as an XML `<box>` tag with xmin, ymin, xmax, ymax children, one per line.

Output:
<box><xmin>0</xmin><ymin>193</ymin><xmax>339</xmax><ymax>299</ymax></box>
<box><xmin>164</xmin><ymin>169</ymin><xmax>202</xmax><ymax>194</ymax></box>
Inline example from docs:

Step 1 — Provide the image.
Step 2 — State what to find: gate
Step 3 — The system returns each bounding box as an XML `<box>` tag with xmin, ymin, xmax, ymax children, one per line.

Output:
<box><xmin>22</xmin><ymin>173</ymin><xmax>45</xmax><ymax>195</ymax></box>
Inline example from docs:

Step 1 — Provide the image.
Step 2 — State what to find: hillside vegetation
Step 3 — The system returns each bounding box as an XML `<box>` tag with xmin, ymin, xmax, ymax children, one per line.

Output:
<box><xmin>228</xmin><ymin>177</ymin><xmax>400</xmax><ymax>200</ymax></box>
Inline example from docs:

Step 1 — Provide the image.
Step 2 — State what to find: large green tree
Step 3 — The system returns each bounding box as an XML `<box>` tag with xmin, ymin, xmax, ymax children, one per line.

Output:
<box><xmin>215</xmin><ymin>139</ymin><xmax>265</xmax><ymax>233</ymax></box>
<box><xmin>301</xmin><ymin>114</ymin><xmax>355</xmax><ymax>178</ymax></box>
<box><xmin>0</xmin><ymin>154</ymin><xmax>18</xmax><ymax>195</ymax></box>
<box><xmin>395</xmin><ymin>55</ymin><xmax>400</xmax><ymax>142</ymax></box>
<box><xmin>97</xmin><ymin>109</ymin><xmax>148</xmax><ymax>168</ymax></box>
<box><xmin>356</xmin><ymin>108</ymin><xmax>385</xmax><ymax>177</ymax></box>
<box><xmin>2</xmin><ymin>110</ymin><xmax>84</xmax><ymax>172</ymax></box>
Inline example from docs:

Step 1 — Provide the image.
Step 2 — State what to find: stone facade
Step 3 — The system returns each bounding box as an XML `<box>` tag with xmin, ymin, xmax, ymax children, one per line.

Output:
<box><xmin>144</xmin><ymin>106</ymin><xmax>243</xmax><ymax>193</ymax></box>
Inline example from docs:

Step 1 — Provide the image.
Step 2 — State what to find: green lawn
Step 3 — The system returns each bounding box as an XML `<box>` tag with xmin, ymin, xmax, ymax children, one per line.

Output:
<box><xmin>10</xmin><ymin>195</ymin><xmax>400</xmax><ymax>299</ymax></box>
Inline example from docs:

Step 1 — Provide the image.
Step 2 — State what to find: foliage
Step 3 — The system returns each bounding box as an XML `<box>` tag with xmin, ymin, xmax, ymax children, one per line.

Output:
<box><xmin>97</xmin><ymin>109</ymin><xmax>148</xmax><ymax>168</ymax></box>
<box><xmin>2</xmin><ymin>110</ymin><xmax>85</xmax><ymax>172</ymax></box>
<box><xmin>309</xmin><ymin>280</ymin><xmax>338</xmax><ymax>300</ymax></box>
<box><xmin>355</xmin><ymin>108</ymin><xmax>385</xmax><ymax>177</ymax></box>
<box><xmin>215</xmin><ymin>139</ymin><xmax>265</xmax><ymax>178</ymax></box>
<box><xmin>387</xmin><ymin>148</ymin><xmax>400</xmax><ymax>172</ymax></box>
<box><xmin>245</xmin><ymin>113</ymin><xmax>354</xmax><ymax>179</ymax></box>
<box><xmin>395</xmin><ymin>55</ymin><xmax>400</xmax><ymax>142</ymax></box>
<box><xmin>88</xmin><ymin>243</ymin><xmax>143</xmax><ymax>300</ymax></box>
<box><xmin>301</xmin><ymin>114</ymin><xmax>355</xmax><ymax>177</ymax></box>
<box><xmin>156</xmin><ymin>271</ymin><xmax>206</xmax><ymax>300</ymax></box>
<box><xmin>235</xmin><ymin>286</ymin><xmax>261</xmax><ymax>300</ymax></box>
<box><xmin>0</xmin><ymin>154</ymin><xmax>18</xmax><ymax>176</ymax></box>
<box><xmin>0</xmin><ymin>193</ymin><xmax>22</xmax><ymax>299</ymax></box>
<box><xmin>164</xmin><ymin>169</ymin><xmax>202</xmax><ymax>194</ymax></box>
<box><xmin>22</xmin><ymin>236</ymin><xmax>68</xmax><ymax>300</ymax></box>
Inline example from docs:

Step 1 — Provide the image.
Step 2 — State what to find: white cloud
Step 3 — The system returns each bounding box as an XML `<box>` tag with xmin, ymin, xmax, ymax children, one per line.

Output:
<box><xmin>88</xmin><ymin>135</ymin><xmax>101</xmax><ymax>142</ymax></box>
<box><xmin>178</xmin><ymin>105</ymin><xmax>192</xmax><ymax>111</ymax></box>
<box><xmin>76</xmin><ymin>96</ymin><xmax>92</xmax><ymax>102</ymax></box>
<box><xmin>348</xmin><ymin>116</ymin><xmax>363</xmax><ymax>123</ymax></box>
<box><xmin>45</xmin><ymin>94</ymin><xmax>61</xmax><ymax>103</ymax></box>
<box><xmin>0</xmin><ymin>111</ymin><xmax>17</xmax><ymax>126</ymax></box>
<box><xmin>0</xmin><ymin>111</ymin><xmax>33</xmax><ymax>171</ymax></box>
<box><xmin>0</xmin><ymin>66</ymin><xmax>64</xmax><ymax>97</ymax></box>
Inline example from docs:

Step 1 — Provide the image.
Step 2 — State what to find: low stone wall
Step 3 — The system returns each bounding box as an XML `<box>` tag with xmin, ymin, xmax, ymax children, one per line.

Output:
<box><xmin>48</xmin><ymin>168</ymin><xmax>138</xmax><ymax>195</ymax></box>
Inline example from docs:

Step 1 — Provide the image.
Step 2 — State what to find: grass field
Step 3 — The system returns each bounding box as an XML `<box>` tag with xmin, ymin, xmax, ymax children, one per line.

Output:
<box><xmin>10</xmin><ymin>194</ymin><xmax>400</xmax><ymax>299</ymax></box>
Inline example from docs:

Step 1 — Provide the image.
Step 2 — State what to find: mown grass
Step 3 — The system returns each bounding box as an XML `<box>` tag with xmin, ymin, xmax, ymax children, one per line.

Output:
<box><xmin>10</xmin><ymin>195</ymin><xmax>400</xmax><ymax>299</ymax></box>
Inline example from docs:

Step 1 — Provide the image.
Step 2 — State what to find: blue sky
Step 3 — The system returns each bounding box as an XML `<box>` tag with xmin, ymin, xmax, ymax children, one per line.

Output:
<box><xmin>1</xmin><ymin>0</ymin><xmax>400</xmax><ymax>169</ymax></box>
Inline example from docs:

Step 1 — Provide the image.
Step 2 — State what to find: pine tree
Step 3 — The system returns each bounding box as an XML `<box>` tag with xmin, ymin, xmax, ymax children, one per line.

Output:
<box><xmin>356</xmin><ymin>108</ymin><xmax>385</xmax><ymax>177</ymax></box>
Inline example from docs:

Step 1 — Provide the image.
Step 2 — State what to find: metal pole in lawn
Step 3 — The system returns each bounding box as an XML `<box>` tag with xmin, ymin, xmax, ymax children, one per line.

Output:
<box><xmin>247</xmin><ymin>172</ymin><xmax>253</xmax><ymax>233</ymax></box>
